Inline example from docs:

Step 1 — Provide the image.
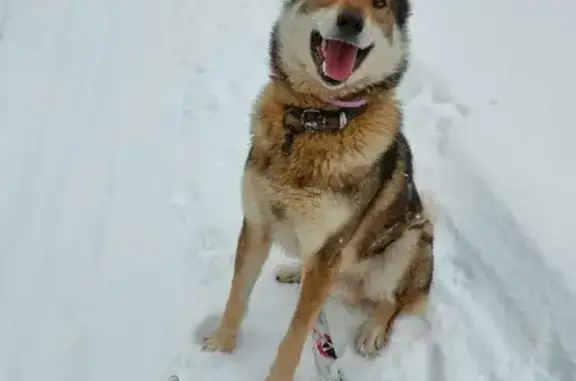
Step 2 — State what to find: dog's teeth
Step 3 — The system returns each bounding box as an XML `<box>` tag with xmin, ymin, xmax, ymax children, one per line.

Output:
<box><xmin>322</xmin><ymin>61</ymin><xmax>328</xmax><ymax>75</ymax></box>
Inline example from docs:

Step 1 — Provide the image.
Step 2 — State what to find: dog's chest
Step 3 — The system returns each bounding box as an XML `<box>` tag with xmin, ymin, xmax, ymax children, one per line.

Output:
<box><xmin>243</xmin><ymin>168</ymin><xmax>354</xmax><ymax>259</ymax></box>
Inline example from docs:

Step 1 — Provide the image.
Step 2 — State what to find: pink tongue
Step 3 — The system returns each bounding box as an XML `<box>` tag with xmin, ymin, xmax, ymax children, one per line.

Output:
<box><xmin>323</xmin><ymin>39</ymin><xmax>359</xmax><ymax>81</ymax></box>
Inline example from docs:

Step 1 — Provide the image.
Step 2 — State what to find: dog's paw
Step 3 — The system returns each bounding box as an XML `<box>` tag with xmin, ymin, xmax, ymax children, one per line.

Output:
<box><xmin>355</xmin><ymin>319</ymin><xmax>389</xmax><ymax>357</ymax></box>
<box><xmin>275</xmin><ymin>264</ymin><xmax>301</xmax><ymax>284</ymax></box>
<box><xmin>202</xmin><ymin>328</ymin><xmax>237</xmax><ymax>353</ymax></box>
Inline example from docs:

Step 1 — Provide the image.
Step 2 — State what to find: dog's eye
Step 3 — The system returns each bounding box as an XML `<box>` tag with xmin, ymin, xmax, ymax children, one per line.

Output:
<box><xmin>373</xmin><ymin>0</ymin><xmax>387</xmax><ymax>8</ymax></box>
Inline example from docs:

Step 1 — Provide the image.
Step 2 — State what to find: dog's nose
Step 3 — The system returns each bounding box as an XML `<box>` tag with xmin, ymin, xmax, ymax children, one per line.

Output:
<box><xmin>336</xmin><ymin>9</ymin><xmax>364</xmax><ymax>38</ymax></box>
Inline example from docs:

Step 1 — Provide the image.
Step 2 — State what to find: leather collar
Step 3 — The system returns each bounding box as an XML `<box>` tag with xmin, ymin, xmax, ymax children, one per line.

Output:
<box><xmin>281</xmin><ymin>105</ymin><xmax>366</xmax><ymax>153</ymax></box>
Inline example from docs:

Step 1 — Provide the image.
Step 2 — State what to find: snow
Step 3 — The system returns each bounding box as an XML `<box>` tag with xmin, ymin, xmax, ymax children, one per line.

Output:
<box><xmin>0</xmin><ymin>0</ymin><xmax>574</xmax><ymax>380</ymax></box>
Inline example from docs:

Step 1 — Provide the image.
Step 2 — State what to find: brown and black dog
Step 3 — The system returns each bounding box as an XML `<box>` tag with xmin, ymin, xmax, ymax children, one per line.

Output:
<box><xmin>202</xmin><ymin>1</ymin><xmax>435</xmax><ymax>380</ymax></box>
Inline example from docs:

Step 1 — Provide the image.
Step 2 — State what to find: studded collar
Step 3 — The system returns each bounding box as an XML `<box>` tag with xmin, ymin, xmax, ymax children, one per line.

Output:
<box><xmin>281</xmin><ymin>104</ymin><xmax>366</xmax><ymax>153</ymax></box>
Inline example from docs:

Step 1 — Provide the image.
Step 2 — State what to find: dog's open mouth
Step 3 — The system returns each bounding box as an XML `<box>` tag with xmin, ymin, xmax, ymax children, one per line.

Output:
<box><xmin>310</xmin><ymin>30</ymin><xmax>373</xmax><ymax>86</ymax></box>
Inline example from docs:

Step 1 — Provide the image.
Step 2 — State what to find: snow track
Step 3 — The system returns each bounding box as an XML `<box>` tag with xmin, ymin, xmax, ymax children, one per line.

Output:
<box><xmin>0</xmin><ymin>0</ymin><xmax>574</xmax><ymax>381</ymax></box>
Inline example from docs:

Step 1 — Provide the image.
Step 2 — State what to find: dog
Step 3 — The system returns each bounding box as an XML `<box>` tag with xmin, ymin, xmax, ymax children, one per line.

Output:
<box><xmin>202</xmin><ymin>0</ymin><xmax>435</xmax><ymax>380</ymax></box>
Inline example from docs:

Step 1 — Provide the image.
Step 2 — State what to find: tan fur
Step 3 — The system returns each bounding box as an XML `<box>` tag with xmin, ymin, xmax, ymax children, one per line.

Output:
<box><xmin>203</xmin><ymin>0</ymin><xmax>433</xmax><ymax>380</ymax></box>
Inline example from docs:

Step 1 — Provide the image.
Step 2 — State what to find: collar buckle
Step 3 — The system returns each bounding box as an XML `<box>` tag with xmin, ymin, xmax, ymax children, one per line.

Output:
<box><xmin>300</xmin><ymin>109</ymin><xmax>327</xmax><ymax>132</ymax></box>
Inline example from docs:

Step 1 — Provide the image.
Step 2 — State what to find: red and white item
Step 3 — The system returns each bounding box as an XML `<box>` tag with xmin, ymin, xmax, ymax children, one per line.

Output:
<box><xmin>312</xmin><ymin>309</ymin><xmax>347</xmax><ymax>381</ymax></box>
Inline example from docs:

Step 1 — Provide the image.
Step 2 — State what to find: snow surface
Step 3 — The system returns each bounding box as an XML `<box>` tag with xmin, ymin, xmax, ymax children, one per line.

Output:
<box><xmin>0</xmin><ymin>0</ymin><xmax>575</xmax><ymax>380</ymax></box>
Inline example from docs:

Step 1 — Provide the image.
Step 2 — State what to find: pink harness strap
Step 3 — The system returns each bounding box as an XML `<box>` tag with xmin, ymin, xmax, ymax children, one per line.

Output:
<box><xmin>325</xmin><ymin>97</ymin><xmax>367</xmax><ymax>108</ymax></box>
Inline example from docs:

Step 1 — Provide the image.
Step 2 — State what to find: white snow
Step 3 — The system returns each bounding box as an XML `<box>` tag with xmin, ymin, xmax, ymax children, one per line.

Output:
<box><xmin>0</xmin><ymin>0</ymin><xmax>575</xmax><ymax>380</ymax></box>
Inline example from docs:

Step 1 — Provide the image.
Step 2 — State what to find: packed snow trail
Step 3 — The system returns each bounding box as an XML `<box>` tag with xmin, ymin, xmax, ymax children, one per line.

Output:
<box><xmin>0</xmin><ymin>0</ymin><xmax>575</xmax><ymax>381</ymax></box>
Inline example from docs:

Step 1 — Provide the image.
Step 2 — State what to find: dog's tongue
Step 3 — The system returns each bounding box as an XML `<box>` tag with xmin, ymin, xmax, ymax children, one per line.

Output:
<box><xmin>323</xmin><ymin>39</ymin><xmax>359</xmax><ymax>81</ymax></box>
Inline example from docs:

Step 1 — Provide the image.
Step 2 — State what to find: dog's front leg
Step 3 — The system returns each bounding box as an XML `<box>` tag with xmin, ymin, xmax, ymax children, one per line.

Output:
<box><xmin>265</xmin><ymin>244</ymin><xmax>341</xmax><ymax>381</ymax></box>
<box><xmin>203</xmin><ymin>217</ymin><xmax>271</xmax><ymax>353</ymax></box>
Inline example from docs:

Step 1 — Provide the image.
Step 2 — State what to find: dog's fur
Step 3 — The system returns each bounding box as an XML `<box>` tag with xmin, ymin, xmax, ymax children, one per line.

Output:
<box><xmin>202</xmin><ymin>1</ymin><xmax>435</xmax><ymax>380</ymax></box>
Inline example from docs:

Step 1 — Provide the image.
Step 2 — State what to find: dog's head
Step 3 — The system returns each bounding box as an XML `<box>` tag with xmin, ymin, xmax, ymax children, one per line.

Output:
<box><xmin>271</xmin><ymin>0</ymin><xmax>410</xmax><ymax>96</ymax></box>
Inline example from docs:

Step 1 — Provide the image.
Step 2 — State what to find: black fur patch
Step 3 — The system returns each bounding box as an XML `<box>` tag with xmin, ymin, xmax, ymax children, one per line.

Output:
<box><xmin>268</xmin><ymin>24</ymin><xmax>288</xmax><ymax>81</ymax></box>
<box><xmin>420</xmin><ymin>231</ymin><xmax>433</xmax><ymax>246</ymax></box>
<box><xmin>377</xmin><ymin>135</ymin><xmax>400</xmax><ymax>186</ymax></box>
<box><xmin>270</xmin><ymin>202</ymin><xmax>287</xmax><ymax>220</ymax></box>
<box><xmin>283</xmin><ymin>0</ymin><xmax>299</xmax><ymax>6</ymax></box>
<box><xmin>245</xmin><ymin>146</ymin><xmax>254</xmax><ymax>167</ymax></box>
<box><xmin>392</xmin><ymin>0</ymin><xmax>412</xmax><ymax>31</ymax></box>
<box><xmin>396</xmin><ymin>132</ymin><xmax>423</xmax><ymax>216</ymax></box>
<box><xmin>420</xmin><ymin>255</ymin><xmax>434</xmax><ymax>294</ymax></box>
<box><xmin>396</xmin><ymin>132</ymin><xmax>411</xmax><ymax>168</ymax></box>
<box><xmin>333</xmin><ymin>134</ymin><xmax>399</xmax><ymax>199</ymax></box>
